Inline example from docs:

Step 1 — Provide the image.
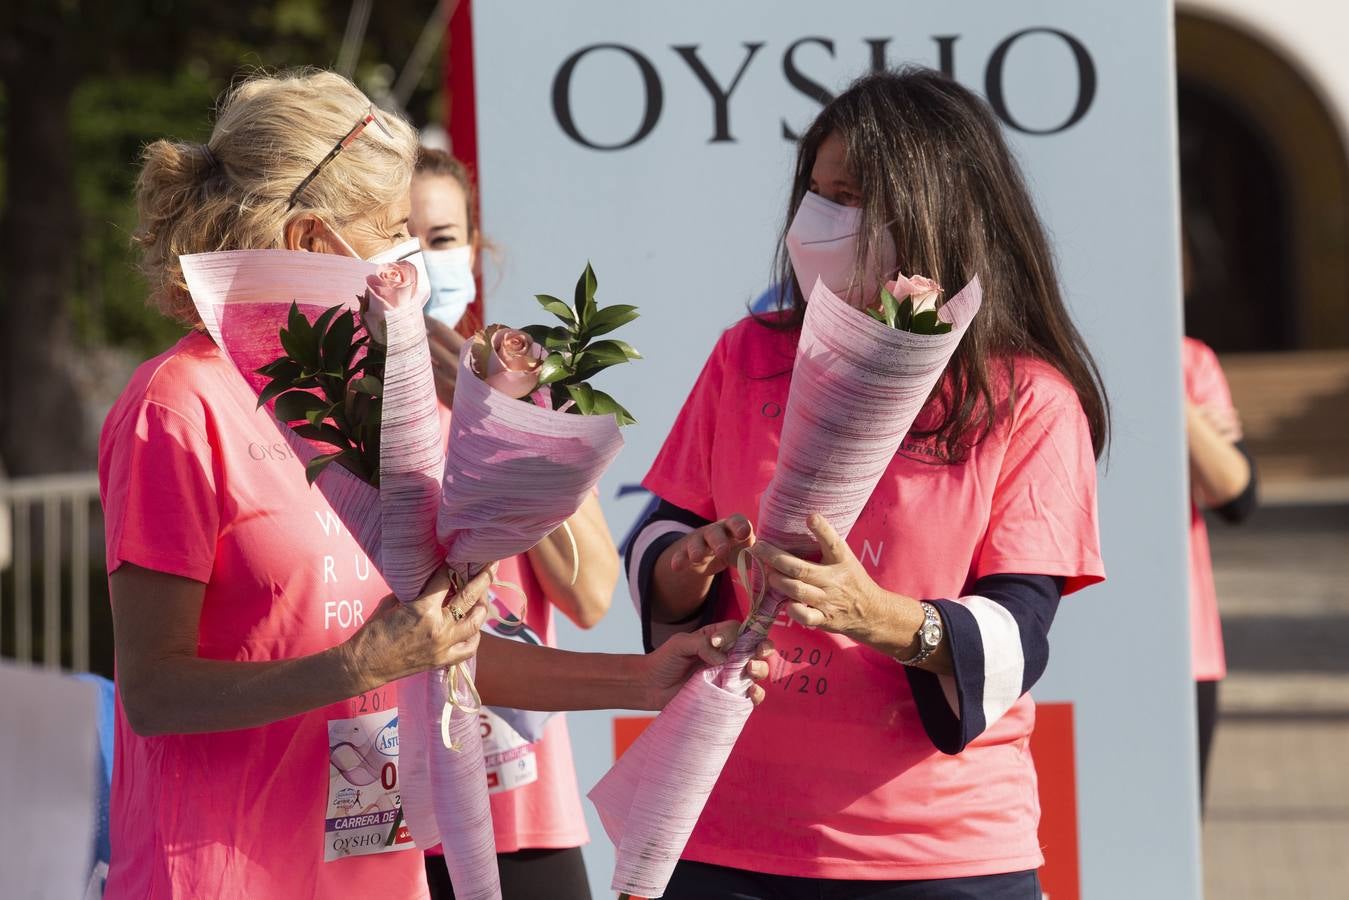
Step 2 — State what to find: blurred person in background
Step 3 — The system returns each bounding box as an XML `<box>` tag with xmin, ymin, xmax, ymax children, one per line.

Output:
<box><xmin>101</xmin><ymin>68</ymin><xmax>771</xmax><ymax>900</ymax></box>
<box><xmin>409</xmin><ymin>147</ymin><xmax>617</xmax><ymax>899</ymax></box>
<box><xmin>1182</xmin><ymin>226</ymin><xmax>1258</xmax><ymax>808</ymax></box>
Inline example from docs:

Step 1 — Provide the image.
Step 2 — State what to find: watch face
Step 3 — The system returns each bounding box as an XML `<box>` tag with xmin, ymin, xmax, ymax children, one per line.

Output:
<box><xmin>921</xmin><ymin>622</ymin><xmax>942</xmax><ymax>648</ymax></box>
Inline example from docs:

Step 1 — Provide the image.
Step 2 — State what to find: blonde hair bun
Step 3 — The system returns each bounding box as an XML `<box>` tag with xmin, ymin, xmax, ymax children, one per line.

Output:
<box><xmin>134</xmin><ymin>69</ymin><xmax>418</xmax><ymax>324</ymax></box>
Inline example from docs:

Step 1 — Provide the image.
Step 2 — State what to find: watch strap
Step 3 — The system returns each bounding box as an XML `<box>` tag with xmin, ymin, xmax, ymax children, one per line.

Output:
<box><xmin>897</xmin><ymin>601</ymin><xmax>942</xmax><ymax>666</ymax></box>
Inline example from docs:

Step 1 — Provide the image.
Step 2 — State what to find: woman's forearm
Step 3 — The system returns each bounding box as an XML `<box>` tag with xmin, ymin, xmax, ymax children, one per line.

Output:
<box><xmin>120</xmin><ymin>646</ymin><xmax>372</xmax><ymax>737</ymax></box>
<box><xmin>111</xmin><ymin>565</ymin><xmax>380</xmax><ymax>736</ymax></box>
<box><xmin>852</xmin><ymin>590</ymin><xmax>954</xmax><ymax>675</ymax></box>
<box><xmin>475</xmin><ymin>634</ymin><xmax>650</xmax><ymax>711</ymax></box>
<box><xmin>1187</xmin><ymin>404</ymin><xmax>1251</xmax><ymax>507</ymax></box>
<box><xmin>527</xmin><ymin>494</ymin><xmax>619</xmax><ymax>628</ymax></box>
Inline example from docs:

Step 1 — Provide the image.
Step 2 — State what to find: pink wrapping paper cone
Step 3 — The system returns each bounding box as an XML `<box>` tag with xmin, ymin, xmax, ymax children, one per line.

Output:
<box><xmin>430</xmin><ymin>343</ymin><xmax>626</xmax><ymax>895</ymax></box>
<box><xmin>589</xmin><ymin>671</ymin><xmax>752</xmax><ymax>895</ymax></box>
<box><xmin>590</xmin><ymin>275</ymin><xmax>982</xmax><ymax>898</ymax></box>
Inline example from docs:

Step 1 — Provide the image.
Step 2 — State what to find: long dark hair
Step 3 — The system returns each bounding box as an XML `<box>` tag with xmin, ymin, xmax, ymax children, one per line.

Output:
<box><xmin>768</xmin><ymin>67</ymin><xmax>1109</xmax><ymax>460</ymax></box>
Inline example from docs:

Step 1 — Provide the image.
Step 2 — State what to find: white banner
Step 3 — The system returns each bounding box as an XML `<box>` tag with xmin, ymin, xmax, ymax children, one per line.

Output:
<box><xmin>465</xmin><ymin>2</ymin><xmax>1196</xmax><ymax>896</ymax></box>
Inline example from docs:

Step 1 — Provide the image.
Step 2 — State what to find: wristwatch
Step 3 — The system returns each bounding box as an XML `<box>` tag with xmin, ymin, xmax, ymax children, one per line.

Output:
<box><xmin>897</xmin><ymin>602</ymin><xmax>943</xmax><ymax>666</ymax></box>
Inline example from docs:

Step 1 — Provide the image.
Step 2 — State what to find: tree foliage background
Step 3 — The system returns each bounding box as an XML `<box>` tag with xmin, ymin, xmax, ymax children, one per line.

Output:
<box><xmin>0</xmin><ymin>0</ymin><xmax>448</xmax><ymax>476</ymax></box>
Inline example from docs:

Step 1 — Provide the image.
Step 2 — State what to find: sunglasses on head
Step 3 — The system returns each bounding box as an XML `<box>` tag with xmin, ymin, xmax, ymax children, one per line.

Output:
<box><xmin>286</xmin><ymin>104</ymin><xmax>396</xmax><ymax>211</ymax></box>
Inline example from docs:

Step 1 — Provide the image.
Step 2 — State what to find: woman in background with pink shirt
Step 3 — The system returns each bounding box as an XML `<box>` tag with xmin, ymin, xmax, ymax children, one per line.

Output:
<box><xmin>101</xmin><ymin>69</ymin><xmax>771</xmax><ymax>900</ymax></box>
<box><xmin>1180</xmin><ymin>231</ymin><xmax>1258</xmax><ymax>808</ymax></box>
<box><xmin>409</xmin><ymin>148</ymin><xmax>614</xmax><ymax>899</ymax></box>
<box><xmin>628</xmin><ymin>68</ymin><xmax>1108</xmax><ymax>899</ymax></box>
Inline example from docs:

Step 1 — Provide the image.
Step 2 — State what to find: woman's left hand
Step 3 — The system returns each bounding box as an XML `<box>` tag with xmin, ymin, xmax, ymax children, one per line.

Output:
<box><xmin>642</xmin><ymin>621</ymin><xmax>775</xmax><ymax>709</ymax></box>
<box><xmin>751</xmin><ymin>513</ymin><xmax>893</xmax><ymax>640</ymax></box>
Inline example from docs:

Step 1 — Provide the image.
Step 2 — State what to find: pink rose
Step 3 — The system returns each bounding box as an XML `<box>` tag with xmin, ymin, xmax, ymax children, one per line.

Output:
<box><xmin>361</xmin><ymin>260</ymin><xmax>422</xmax><ymax>344</ymax></box>
<box><xmin>886</xmin><ymin>272</ymin><xmax>944</xmax><ymax>316</ymax></box>
<box><xmin>469</xmin><ymin>324</ymin><xmax>544</xmax><ymax>399</ymax></box>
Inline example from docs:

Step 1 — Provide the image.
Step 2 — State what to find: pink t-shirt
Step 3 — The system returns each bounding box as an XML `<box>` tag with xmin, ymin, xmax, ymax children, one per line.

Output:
<box><xmin>643</xmin><ymin>316</ymin><xmax>1104</xmax><ymax>880</ymax></box>
<box><xmin>99</xmin><ymin>332</ymin><xmax>427</xmax><ymax>900</ymax></box>
<box><xmin>1182</xmin><ymin>337</ymin><xmax>1232</xmax><ymax>681</ymax></box>
<box><xmin>426</xmin><ymin>408</ymin><xmax>589</xmax><ymax>856</ymax></box>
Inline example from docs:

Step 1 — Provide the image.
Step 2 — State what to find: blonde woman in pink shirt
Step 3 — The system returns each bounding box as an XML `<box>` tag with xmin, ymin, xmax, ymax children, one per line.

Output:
<box><xmin>628</xmin><ymin>68</ymin><xmax>1108</xmax><ymax>899</ymax></box>
<box><xmin>100</xmin><ymin>69</ymin><xmax>771</xmax><ymax>900</ymax></box>
<box><xmin>408</xmin><ymin>147</ymin><xmax>614</xmax><ymax>899</ymax></box>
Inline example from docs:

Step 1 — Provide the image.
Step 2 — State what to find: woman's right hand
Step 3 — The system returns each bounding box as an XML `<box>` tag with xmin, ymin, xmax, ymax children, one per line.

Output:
<box><xmin>343</xmin><ymin>565</ymin><xmax>494</xmax><ymax>685</ymax></box>
<box><xmin>667</xmin><ymin>514</ymin><xmax>756</xmax><ymax>577</ymax></box>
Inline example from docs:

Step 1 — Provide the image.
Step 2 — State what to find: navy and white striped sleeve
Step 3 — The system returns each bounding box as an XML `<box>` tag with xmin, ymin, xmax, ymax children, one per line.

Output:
<box><xmin>905</xmin><ymin>573</ymin><xmax>1064</xmax><ymax>755</ymax></box>
<box><xmin>625</xmin><ymin>498</ymin><xmax>720</xmax><ymax>652</ymax></box>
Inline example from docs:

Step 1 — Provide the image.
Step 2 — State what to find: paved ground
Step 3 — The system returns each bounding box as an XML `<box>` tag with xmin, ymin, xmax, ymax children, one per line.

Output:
<box><xmin>1202</xmin><ymin>503</ymin><xmax>1349</xmax><ymax>898</ymax></box>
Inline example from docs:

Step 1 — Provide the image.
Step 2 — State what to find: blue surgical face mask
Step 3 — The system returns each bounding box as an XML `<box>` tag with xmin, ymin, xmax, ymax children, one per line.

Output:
<box><xmin>422</xmin><ymin>245</ymin><xmax>477</xmax><ymax>329</ymax></box>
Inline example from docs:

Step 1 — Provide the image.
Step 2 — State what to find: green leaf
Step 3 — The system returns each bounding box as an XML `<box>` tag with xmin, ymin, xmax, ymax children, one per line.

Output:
<box><xmin>574</xmin><ymin>263</ymin><xmax>598</xmax><ymax>327</ymax></box>
<box><xmin>305</xmin><ymin>402</ymin><xmax>338</xmax><ymax>427</ymax></box>
<box><xmin>256</xmin><ymin>357</ymin><xmax>302</xmax><ymax>380</ymax></box>
<box><xmin>312</xmin><ymin>305</ymin><xmax>342</xmax><ymax>343</ymax></box>
<box><xmin>305</xmin><ymin>451</ymin><xmax>345</xmax><ymax>485</ymax></box>
<box><xmin>535</xmin><ymin>294</ymin><xmax>577</xmax><ymax>325</ymax></box>
<box><xmin>582</xmin><ymin>304</ymin><xmax>639</xmax><ymax>339</ymax></box>
<box><xmin>588</xmin><ymin>388</ymin><xmax>637</xmax><ymax>426</ymax></box>
<box><xmin>933</xmin><ymin>321</ymin><xmax>953</xmax><ymax>334</ymax></box>
<box><xmin>321</xmin><ymin>309</ymin><xmax>356</xmax><ymax>369</ymax></box>
<box><xmin>909</xmin><ymin>310</ymin><xmax>941</xmax><ymax>333</ymax></box>
<box><xmin>365</xmin><ymin>441</ymin><xmax>380</xmax><ymax>480</ymax></box>
<box><xmin>351</xmin><ymin>376</ymin><xmax>383</xmax><ymax>397</ymax></box>
<box><xmin>880</xmin><ymin>287</ymin><xmax>901</xmax><ymax>328</ymax></box>
<box><xmin>543</xmin><ymin>326</ymin><xmax>574</xmax><ymax>351</ymax></box>
<box><xmin>896</xmin><ymin>295</ymin><xmax>915</xmax><ymax>331</ymax></box>
<box><xmin>287</xmin><ymin>302</ymin><xmax>316</xmax><ymax>356</ymax></box>
<box><xmin>865</xmin><ymin>307</ymin><xmax>888</xmax><ymax>325</ymax></box>
<box><xmin>564</xmin><ymin>382</ymin><xmax>596</xmax><ymax>415</ymax></box>
<box><xmin>286</xmin><ymin>301</ymin><xmax>306</xmax><ymax>335</ymax></box>
<box><xmin>520</xmin><ymin>324</ymin><xmax>553</xmax><ymax>345</ymax></box>
<box><xmin>570</xmin><ymin>354</ymin><xmax>618</xmax><ymax>383</ymax></box>
<box><xmin>273</xmin><ymin>389</ymin><xmax>327</xmax><ymax>424</ymax></box>
<box><xmin>278</xmin><ymin>327</ymin><xmax>311</xmax><ymax>369</ymax></box>
<box><xmin>292</xmin><ymin>422</ymin><xmax>350</xmax><ymax>448</ymax></box>
<box><xmin>536</xmin><ymin>353</ymin><xmax>571</xmax><ymax>386</ymax></box>
<box><xmin>256</xmin><ymin>377</ymin><xmax>293</xmax><ymax>409</ymax></box>
<box><xmin>344</xmin><ymin>335</ymin><xmax>370</xmax><ymax>370</ymax></box>
<box><xmin>585</xmin><ymin>339</ymin><xmax>641</xmax><ymax>362</ymax></box>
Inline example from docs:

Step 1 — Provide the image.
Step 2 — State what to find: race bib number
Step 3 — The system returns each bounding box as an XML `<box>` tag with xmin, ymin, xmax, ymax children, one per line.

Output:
<box><xmin>324</xmin><ymin>695</ymin><xmax>415</xmax><ymax>861</ymax></box>
<box><xmin>481</xmin><ymin>708</ymin><xmax>538</xmax><ymax>794</ymax></box>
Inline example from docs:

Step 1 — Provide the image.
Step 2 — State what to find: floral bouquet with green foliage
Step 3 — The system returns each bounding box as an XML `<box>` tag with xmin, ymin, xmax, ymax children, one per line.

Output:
<box><xmin>184</xmin><ymin>250</ymin><xmax>634</xmax><ymax>900</ymax></box>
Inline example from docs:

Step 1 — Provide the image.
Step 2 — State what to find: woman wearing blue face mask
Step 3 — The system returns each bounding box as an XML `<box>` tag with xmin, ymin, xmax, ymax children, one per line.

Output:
<box><xmin>409</xmin><ymin>148</ymin><xmax>621</xmax><ymax>900</ymax></box>
<box><xmin>409</xmin><ymin>149</ymin><xmax>481</xmax><ymax>411</ymax></box>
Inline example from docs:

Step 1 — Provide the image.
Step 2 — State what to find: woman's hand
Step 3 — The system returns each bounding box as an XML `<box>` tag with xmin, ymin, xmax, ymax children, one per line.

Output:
<box><xmin>426</xmin><ymin>316</ymin><xmax>466</xmax><ymax>408</ymax></box>
<box><xmin>751</xmin><ymin>514</ymin><xmax>908</xmax><ymax>641</ymax></box>
<box><xmin>640</xmin><ymin>620</ymin><xmax>775</xmax><ymax>709</ymax></box>
<box><xmin>343</xmin><ymin>565</ymin><xmax>494</xmax><ymax>685</ymax></box>
<box><xmin>650</xmin><ymin>514</ymin><xmax>757</xmax><ymax>625</ymax></box>
<box><xmin>1189</xmin><ymin>401</ymin><xmax>1243</xmax><ymax>444</ymax></box>
<box><xmin>1186</xmin><ymin>402</ymin><xmax>1252</xmax><ymax>506</ymax></box>
<box><xmin>667</xmin><ymin>514</ymin><xmax>756</xmax><ymax>577</ymax></box>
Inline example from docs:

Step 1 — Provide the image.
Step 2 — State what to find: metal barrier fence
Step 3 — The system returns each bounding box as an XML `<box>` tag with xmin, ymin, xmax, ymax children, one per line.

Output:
<box><xmin>0</xmin><ymin>472</ymin><xmax>102</xmax><ymax>672</ymax></box>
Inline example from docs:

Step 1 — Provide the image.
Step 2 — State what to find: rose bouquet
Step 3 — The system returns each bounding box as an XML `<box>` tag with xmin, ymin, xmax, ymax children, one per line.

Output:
<box><xmin>181</xmin><ymin>250</ymin><xmax>634</xmax><ymax>900</ymax></box>
<box><xmin>589</xmin><ymin>272</ymin><xmax>982</xmax><ymax>898</ymax></box>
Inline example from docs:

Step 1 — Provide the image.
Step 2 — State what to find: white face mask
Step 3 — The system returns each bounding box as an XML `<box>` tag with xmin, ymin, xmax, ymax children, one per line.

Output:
<box><xmin>785</xmin><ymin>191</ymin><xmax>896</xmax><ymax>307</ymax></box>
<box><xmin>325</xmin><ymin>224</ymin><xmax>430</xmax><ymax>290</ymax></box>
<box><xmin>421</xmin><ymin>245</ymin><xmax>477</xmax><ymax>329</ymax></box>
